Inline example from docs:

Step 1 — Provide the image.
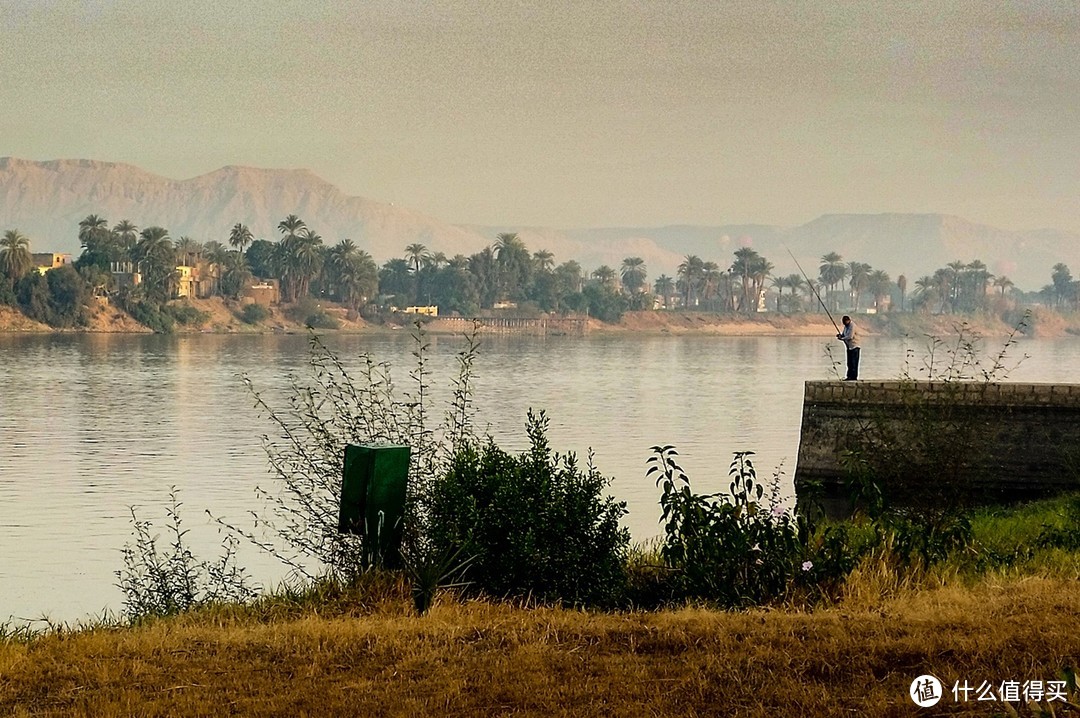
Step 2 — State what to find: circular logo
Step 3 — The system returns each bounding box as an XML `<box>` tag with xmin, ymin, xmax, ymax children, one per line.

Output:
<box><xmin>910</xmin><ymin>674</ymin><xmax>943</xmax><ymax>707</ymax></box>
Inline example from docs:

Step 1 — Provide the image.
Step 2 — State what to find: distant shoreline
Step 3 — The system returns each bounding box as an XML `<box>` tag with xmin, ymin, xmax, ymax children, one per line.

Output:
<box><xmin>1</xmin><ymin>301</ymin><xmax>1075</xmax><ymax>339</ymax></box>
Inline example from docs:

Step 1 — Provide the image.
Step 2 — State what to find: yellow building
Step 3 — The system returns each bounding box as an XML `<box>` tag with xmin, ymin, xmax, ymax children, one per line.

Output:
<box><xmin>175</xmin><ymin>265</ymin><xmax>196</xmax><ymax>298</ymax></box>
<box><xmin>31</xmin><ymin>253</ymin><xmax>72</xmax><ymax>275</ymax></box>
<box><xmin>403</xmin><ymin>305</ymin><xmax>439</xmax><ymax>316</ymax></box>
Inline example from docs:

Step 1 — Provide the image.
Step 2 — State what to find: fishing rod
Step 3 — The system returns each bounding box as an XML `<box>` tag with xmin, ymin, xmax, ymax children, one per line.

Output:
<box><xmin>784</xmin><ymin>245</ymin><xmax>840</xmax><ymax>335</ymax></box>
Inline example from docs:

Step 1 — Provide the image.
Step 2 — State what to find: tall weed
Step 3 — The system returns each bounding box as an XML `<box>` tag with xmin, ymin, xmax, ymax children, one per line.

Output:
<box><xmin>116</xmin><ymin>488</ymin><xmax>256</xmax><ymax>621</ymax></box>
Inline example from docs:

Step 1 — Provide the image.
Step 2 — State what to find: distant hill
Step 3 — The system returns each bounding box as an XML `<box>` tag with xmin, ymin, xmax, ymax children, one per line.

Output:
<box><xmin>1</xmin><ymin>157</ymin><xmax>1075</xmax><ymax>290</ymax></box>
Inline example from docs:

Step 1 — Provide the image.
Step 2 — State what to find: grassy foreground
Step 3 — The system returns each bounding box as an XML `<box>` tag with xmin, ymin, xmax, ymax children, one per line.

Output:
<box><xmin>3</xmin><ymin>572</ymin><xmax>1080</xmax><ymax>717</ymax></box>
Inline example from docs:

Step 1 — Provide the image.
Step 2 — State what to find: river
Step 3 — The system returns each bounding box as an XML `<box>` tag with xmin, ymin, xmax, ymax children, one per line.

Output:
<box><xmin>1</xmin><ymin>329</ymin><xmax>1075</xmax><ymax>623</ymax></box>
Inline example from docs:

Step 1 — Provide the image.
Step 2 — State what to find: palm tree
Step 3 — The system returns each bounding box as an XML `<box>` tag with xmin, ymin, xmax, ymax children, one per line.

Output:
<box><xmin>405</xmin><ymin>243</ymin><xmax>431</xmax><ymax>273</ymax></box>
<box><xmin>134</xmin><ymin>226</ymin><xmax>173</xmax><ymax>258</ymax></box>
<box><xmin>220</xmin><ymin>251</ymin><xmax>254</xmax><ymax>300</ymax></box>
<box><xmin>752</xmin><ymin>257</ymin><xmax>774</xmax><ymax>313</ymax></box>
<box><xmin>936</xmin><ymin>266</ymin><xmax>959</xmax><ymax>313</ymax></box>
<box><xmin>113</xmin><ymin>220</ymin><xmax>138</xmax><ymax>254</ymax></box>
<box><xmin>731</xmin><ymin>248</ymin><xmax>770</xmax><ymax>314</ymax></box>
<box><xmin>770</xmin><ymin>276</ymin><xmax>787</xmax><ymax>312</ymax></box>
<box><xmin>554</xmin><ymin>260</ymin><xmax>583</xmax><ymax>302</ymax></box>
<box><xmin>802</xmin><ymin>278</ymin><xmax>826</xmax><ymax>314</ymax></box>
<box><xmin>913</xmin><ymin>275</ymin><xmax>941</xmax><ymax>313</ymax></box>
<box><xmin>77</xmin><ymin>214</ymin><xmax>118</xmax><ymax>268</ymax></box>
<box><xmin>494</xmin><ymin>233</ymin><xmax>531</xmax><ymax>300</ymax></box>
<box><xmin>620</xmin><ymin>257</ymin><xmax>647</xmax><ymax>294</ymax></box>
<box><xmin>897</xmin><ymin>275</ymin><xmax>908</xmax><ymax>312</ymax></box>
<box><xmin>701</xmin><ymin>262</ymin><xmax>722</xmax><ymax>306</ymax></box>
<box><xmin>202</xmin><ymin>241</ymin><xmax>229</xmax><ymax>266</ymax></box>
<box><xmin>944</xmin><ymin>260</ymin><xmax>967</xmax><ymax>311</ymax></box>
<box><xmin>677</xmin><ymin>255</ymin><xmax>704</xmax><ymax>307</ymax></box>
<box><xmin>1051</xmin><ymin>263</ymin><xmax>1074</xmax><ymax>309</ymax></box>
<box><xmin>326</xmin><ymin>239</ymin><xmax>358</xmax><ymax>296</ymax></box>
<box><xmin>328</xmin><ymin>240</ymin><xmax>377</xmax><ymax>312</ymax></box>
<box><xmin>592</xmin><ymin>265</ymin><xmax>616</xmax><ymax>287</ymax></box>
<box><xmin>653</xmin><ymin>274</ymin><xmax>675</xmax><ymax>308</ymax></box>
<box><xmin>229</xmin><ymin>223</ymin><xmax>254</xmax><ymax>255</ymax></box>
<box><xmin>469</xmin><ymin>247</ymin><xmax>498</xmax><ymax>308</ymax></box>
<box><xmin>784</xmin><ymin>274</ymin><xmax>805</xmax><ymax>312</ymax></box>
<box><xmin>848</xmin><ymin>261</ymin><xmax>871</xmax><ymax>311</ymax></box>
<box><xmin>279</xmin><ymin>229</ymin><xmax>324</xmax><ymax>302</ymax></box>
<box><xmin>278</xmin><ymin>214</ymin><xmax>306</xmax><ymax>240</ymax></box>
<box><xmin>133</xmin><ymin>226</ymin><xmax>176</xmax><ymax>302</ymax></box>
<box><xmin>867</xmin><ymin>269</ymin><xmax>891</xmax><ymax>311</ymax></box>
<box><xmin>78</xmin><ymin>214</ymin><xmax>109</xmax><ymax>248</ymax></box>
<box><xmin>174</xmin><ymin>236</ymin><xmax>200</xmax><ymax>266</ymax></box>
<box><xmin>0</xmin><ymin>229</ymin><xmax>33</xmax><ymax>290</ymax></box>
<box><xmin>818</xmin><ymin>252</ymin><xmax>847</xmax><ymax>309</ymax></box>
<box><xmin>533</xmin><ymin>250</ymin><xmax>555</xmax><ymax>273</ymax></box>
<box><xmin>993</xmin><ymin>275</ymin><xmax>1014</xmax><ymax>297</ymax></box>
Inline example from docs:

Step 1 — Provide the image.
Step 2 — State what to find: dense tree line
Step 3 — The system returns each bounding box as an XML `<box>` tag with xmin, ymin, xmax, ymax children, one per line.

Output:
<box><xmin>1</xmin><ymin>214</ymin><xmax>1072</xmax><ymax>330</ymax></box>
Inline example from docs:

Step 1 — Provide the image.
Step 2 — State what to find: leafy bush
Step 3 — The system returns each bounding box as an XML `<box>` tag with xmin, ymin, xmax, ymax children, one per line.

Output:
<box><xmin>16</xmin><ymin>271</ymin><xmax>51</xmax><ymax>323</ymax></box>
<box><xmin>164</xmin><ymin>302</ymin><xmax>209</xmax><ymax>326</ymax></box>
<box><xmin>45</xmin><ymin>265</ymin><xmax>93</xmax><ymax>327</ymax></box>
<box><xmin>240</xmin><ymin>303</ymin><xmax>271</xmax><ymax>324</ymax></box>
<box><xmin>14</xmin><ymin>266</ymin><xmax>92</xmax><ymax>327</ymax></box>
<box><xmin>649</xmin><ymin>447</ymin><xmax>804</xmax><ymax>607</ymax></box>
<box><xmin>286</xmin><ymin>297</ymin><xmax>340</xmax><ymax>329</ymax></box>
<box><xmin>565</xmin><ymin>284</ymin><xmax>628</xmax><ymax>323</ymax></box>
<box><xmin>428</xmin><ymin>411</ymin><xmax>630</xmax><ymax>607</ymax></box>
<box><xmin>126</xmin><ymin>300</ymin><xmax>175</xmax><ymax>334</ymax></box>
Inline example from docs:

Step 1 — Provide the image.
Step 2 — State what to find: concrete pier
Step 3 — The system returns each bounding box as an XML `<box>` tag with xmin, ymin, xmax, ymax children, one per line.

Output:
<box><xmin>794</xmin><ymin>380</ymin><xmax>1080</xmax><ymax>511</ymax></box>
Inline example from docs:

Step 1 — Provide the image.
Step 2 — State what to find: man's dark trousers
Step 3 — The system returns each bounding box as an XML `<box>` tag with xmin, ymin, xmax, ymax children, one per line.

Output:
<box><xmin>846</xmin><ymin>347</ymin><xmax>860</xmax><ymax>380</ymax></box>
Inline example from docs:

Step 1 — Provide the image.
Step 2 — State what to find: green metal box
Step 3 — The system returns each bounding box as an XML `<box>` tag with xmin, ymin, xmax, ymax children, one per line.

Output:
<box><xmin>339</xmin><ymin>444</ymin><xmax>410</xmax><ymax>567</ymax></box>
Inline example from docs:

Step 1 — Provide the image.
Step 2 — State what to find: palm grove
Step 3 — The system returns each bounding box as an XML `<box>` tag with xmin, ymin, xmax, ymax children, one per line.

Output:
<box><xmin>0</xmin><ymin>213</ymin><xmax>1069</xmax><ymax>331</ymax></box>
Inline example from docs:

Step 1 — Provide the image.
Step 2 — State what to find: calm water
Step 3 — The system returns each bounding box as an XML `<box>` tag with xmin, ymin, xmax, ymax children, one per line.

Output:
<box><xmin>2</xmin><ymin>331</ymin><xmax>1077</xmax><ymax>623</ymax></box>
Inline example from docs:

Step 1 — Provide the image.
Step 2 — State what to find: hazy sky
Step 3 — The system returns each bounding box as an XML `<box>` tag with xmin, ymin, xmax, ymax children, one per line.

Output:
<box><xmin>2</xmin><ymin>0</ymin><xmax>1078</xmax><ymax>230</ymax></box>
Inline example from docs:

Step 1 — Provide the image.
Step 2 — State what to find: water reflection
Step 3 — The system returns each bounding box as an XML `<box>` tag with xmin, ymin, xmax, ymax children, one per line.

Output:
<box><xmin>1</xmin><ymin>331</ymin><xmax>1076</xmax><ymax>622</ymax></box>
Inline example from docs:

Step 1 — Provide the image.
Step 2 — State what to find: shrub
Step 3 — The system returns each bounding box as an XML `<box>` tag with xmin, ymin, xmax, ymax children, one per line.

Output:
<box><xmin>649</xmin><ymin>447</ymin><xmax>803</xmax><ymax>607</ymax></box>
<box><xmin>164</xmin><ymin>302</ymin><xmax>209</xmax><ymax>326</ymax></box>
<box><xmin>45</xmin><ymin>265</ymin><xmax>93</xmax><ymax>328</ymax></box>
<box><xmin>16</xmin><ymin>271</ymin><xmax>50</xmax><ymax>323</ymax></box>
<box><xmin>227</xmin><ymin>322</ymin><xmax>482</xmax><ymax>585</ymax></box>
<box><xmin>428</xmin><ymin>411</ymin><xmax>630</xmax><ymax>607</ymax></box>
<box><xmin>286</xmin><ymin>297</ymin><xmax>340</xmax><ymax>330</ymax></box>
<box><xmin>240</xmin><ymin>303</ymin><xmax>271</xmax><ymax>324</ymax></box>
<box><xmin>13</xmin><ymin>266</ymin><xmax>92</xmax><ymax>328</ymax></box>
<box><xmin>116</xmin><ymin>489</ymin><xmax>256</xmax><ymax>621</ymax></box>
<box><xmin>126</xmin><ymin>300</ymin><xmax>175</xmax><ymax>334</ymax></box>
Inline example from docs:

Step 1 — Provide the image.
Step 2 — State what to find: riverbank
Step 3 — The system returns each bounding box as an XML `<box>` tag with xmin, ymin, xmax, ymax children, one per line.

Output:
<box><xmin>3</xmin><ymin>575</ymin><xmax>1079</xmax><ymax>716</ymax></box>
<box><xmin>1</xmin><ymin>299</ymin><xmax>1076</xmax><ymax>338</ymax></box>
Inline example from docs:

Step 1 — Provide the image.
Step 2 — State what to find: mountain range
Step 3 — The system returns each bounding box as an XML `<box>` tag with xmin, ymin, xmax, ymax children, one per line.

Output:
<box><xmin>1</xmin><ymin>157</ymin><xmax>1076</xmax><ymax>291</ymax></box>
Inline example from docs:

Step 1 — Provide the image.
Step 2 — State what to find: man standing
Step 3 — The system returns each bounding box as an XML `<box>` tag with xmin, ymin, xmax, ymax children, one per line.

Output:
<box><xmin>837</xmin><ymin>315</ymin><xmax>860</xmax><ymax>380</ymax></box>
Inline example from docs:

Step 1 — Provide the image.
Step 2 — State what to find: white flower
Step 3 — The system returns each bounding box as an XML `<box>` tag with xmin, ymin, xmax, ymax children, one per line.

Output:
<box><xmin>801</xmin><ymin>560</ymin><xmax>814</xmax><ymax>572</ymax></box>
<box><xmin>770</xmin><ymin>504</ymin><xmax>786</xmax><ymax>519</ymax></box>
<box><xmin>751</xmin><ymin>543</ymin><xmax>761</xmax><ymax>552</ymax></box>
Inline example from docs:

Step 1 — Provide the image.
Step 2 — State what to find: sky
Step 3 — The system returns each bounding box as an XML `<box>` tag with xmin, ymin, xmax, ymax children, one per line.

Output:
<box><xmin>2</xmin><ymin>0</ymin><xmax>1078</xmax><ymax>231</ymax></box>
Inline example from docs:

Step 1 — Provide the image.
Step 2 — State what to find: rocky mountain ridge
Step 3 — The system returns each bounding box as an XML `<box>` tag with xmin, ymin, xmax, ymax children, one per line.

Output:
<box><xmin>1</xmin><ymin>157</ymin><xmax>1075</xmax><ymax>290</ymax></box>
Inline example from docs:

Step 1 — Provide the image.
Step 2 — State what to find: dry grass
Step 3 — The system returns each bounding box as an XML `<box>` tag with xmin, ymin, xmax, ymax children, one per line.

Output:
<box><xmin>3</xmin><ymin>574</ymin><xmax>1080</xmax><ymax>717</ymax></box>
